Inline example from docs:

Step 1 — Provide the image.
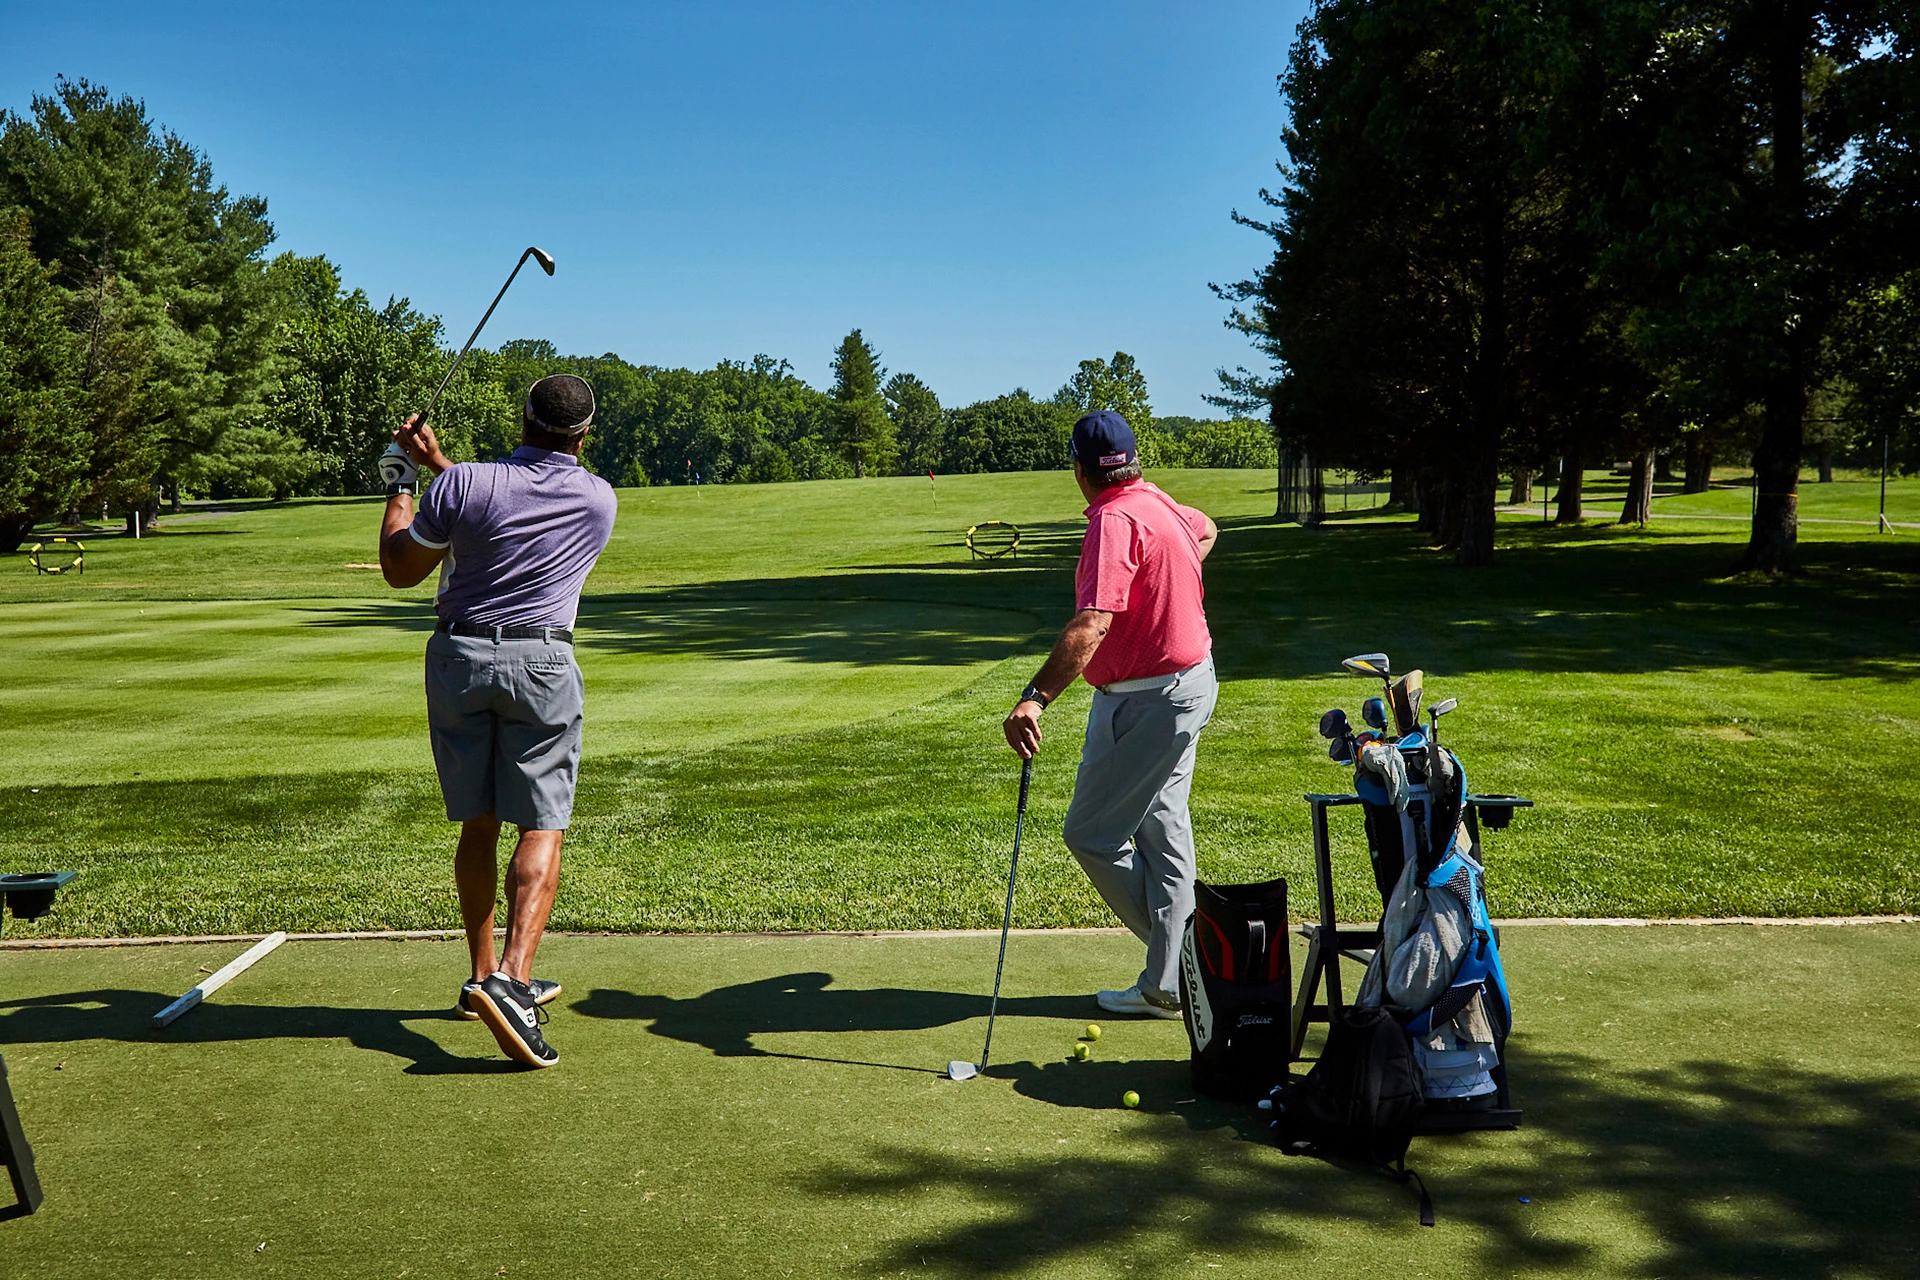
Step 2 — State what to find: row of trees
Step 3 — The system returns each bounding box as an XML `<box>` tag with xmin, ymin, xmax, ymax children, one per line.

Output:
<box><xmin>1217</xmin><ymin>0</ymin><xmax>1918</xmax><ymax>568</ymax></box>
<box><xmin>1</xmin><ymin>79</ymin><xmax>1270</xmax><ymax>549</ymax></box>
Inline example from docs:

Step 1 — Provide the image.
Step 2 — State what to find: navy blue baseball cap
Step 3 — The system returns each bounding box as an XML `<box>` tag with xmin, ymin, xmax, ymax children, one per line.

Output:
<box><xmin>1070</xmin><ymin>410</ymin><xmax>1137</xmax><ymax>469</ymax></box>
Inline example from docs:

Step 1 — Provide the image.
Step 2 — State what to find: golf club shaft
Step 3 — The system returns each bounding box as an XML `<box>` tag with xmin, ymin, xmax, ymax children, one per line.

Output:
<box><xmin>415</xmin><ymin>249</ymin><xmax>540</xmax><ymax>427</ymax></box>
<box><xmin>977</xmin><ymin>755</ymin><xmax>1033</xmax><ymax>1073</ymax></box>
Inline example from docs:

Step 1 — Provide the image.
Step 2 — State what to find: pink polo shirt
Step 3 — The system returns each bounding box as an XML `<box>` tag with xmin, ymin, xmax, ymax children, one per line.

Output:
<box><xmin>1075</xmin><ymin>480</ymin><xmax>1212</xmax><ymax>688</ymax></box>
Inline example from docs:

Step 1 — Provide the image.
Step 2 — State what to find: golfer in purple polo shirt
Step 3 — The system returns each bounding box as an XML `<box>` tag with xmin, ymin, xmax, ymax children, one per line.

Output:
<box><xmin>377</xmin><ymin>374</ymin><xmax>617</xmax><ymax>1068</ymax></box>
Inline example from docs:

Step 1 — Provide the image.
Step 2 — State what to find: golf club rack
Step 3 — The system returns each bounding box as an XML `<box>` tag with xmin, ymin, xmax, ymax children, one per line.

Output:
<box><xmin>1291</xmin><ymin>652</ymin><xmax>1531</xmax><ymax>1134</ymax></box>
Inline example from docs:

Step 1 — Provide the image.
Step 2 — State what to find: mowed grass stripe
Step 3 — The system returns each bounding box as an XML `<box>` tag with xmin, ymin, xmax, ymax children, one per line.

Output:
<box><xmin>2</xmin><ymin>470</ymin><xmax>1916</xmax><ymax>936</ymax></box>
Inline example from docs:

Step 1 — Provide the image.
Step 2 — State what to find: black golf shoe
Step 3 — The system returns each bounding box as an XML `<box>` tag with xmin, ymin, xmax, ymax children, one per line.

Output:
<box><xmin>458</xmin><ymin>977</ymin><xmax>560</xmax><ymax>1021</ymax></box>
<box><xmin>467</xmin><ymin>971</ymin><xmax>559</xmax><ymax>1068</ymax></box>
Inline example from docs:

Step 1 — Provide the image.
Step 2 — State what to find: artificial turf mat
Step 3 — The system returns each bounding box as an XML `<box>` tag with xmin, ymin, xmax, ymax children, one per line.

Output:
<box><xmin>3</xmin><ymin>925</ymin><xmax>1914</xmax><ymax>1278</ymax></box>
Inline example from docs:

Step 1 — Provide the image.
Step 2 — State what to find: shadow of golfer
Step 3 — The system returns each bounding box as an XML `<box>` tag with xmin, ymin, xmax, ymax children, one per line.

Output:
<box><xmin>573</xmin><ymin>971</ymin><xmax>1090</xmax><ymax>1069</ymax></box>
<box><xmin>0</xmin><ymin>988</ymin><xmax>518</xmax><ymax>1075</ymax></box>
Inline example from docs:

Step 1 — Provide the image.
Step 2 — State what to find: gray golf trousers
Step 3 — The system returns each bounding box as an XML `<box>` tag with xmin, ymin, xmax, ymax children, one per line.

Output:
<box><xmin>1062</xmin><ymin>654</ymin><xmax>1218</xmax><ymax>1000</ymax></box>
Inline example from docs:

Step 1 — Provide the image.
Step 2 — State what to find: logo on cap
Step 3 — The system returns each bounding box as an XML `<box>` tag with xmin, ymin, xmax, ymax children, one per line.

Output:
<box><xmin>1099</xmin><ymin>453</ymin><xmax>1129</xmax><ymax>467</ymax></box>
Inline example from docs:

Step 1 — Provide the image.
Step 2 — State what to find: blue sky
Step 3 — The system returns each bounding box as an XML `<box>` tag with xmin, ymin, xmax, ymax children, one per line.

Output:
<box><xmin>5</xmin><ymin>1</ymin><xmax>1307</xmax><ymax>416</ymax></box>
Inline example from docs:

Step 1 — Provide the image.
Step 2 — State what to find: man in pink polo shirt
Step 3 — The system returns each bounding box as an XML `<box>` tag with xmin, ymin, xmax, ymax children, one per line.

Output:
<box><xmin>1003</xmin><ymin>411</ymin><xmax>1219</xmax><ymax>1018</ymax></box>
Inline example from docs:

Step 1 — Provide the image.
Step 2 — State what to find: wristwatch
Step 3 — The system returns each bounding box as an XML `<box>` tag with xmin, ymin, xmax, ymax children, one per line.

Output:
<box><xmin>1018</xmin><ymin>683</ymin><xmax>1051</xmax><ymax>709</ymax></box>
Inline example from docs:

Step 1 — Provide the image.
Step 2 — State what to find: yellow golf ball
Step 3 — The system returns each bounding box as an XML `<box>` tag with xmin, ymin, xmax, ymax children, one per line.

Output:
<box><xmin>1122</xmin><ymin>1090</ymin><xmax>1140</xmax><ymax>1109</ymax></box>
<box><xmin>1083</xmin><ymin>1024</ymin><xmax>1102</xmax><ymax>1042</ymax></box>
<box><xmin>1073</xmin><ymin>1043</ymin><xmax>1090</xmax><ymax>1061</ymax></box>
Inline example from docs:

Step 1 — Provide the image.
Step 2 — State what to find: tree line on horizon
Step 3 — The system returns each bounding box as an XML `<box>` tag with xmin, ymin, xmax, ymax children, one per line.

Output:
<box><xmin>0</xmin><ymin>79</ymin><xmax>1272</xmax><ymax>550</ymax></box>
<box><xmin>1215</xmin><ymin>0</ymin><xmax>1918</xmax><ymax>568</ymax></box>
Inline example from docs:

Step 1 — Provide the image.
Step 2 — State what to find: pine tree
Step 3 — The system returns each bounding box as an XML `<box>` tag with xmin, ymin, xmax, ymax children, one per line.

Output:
<box><xmin>829</xmin><ymin>329</ymin><xmax>896</xmax><ymax>477</ymax></box>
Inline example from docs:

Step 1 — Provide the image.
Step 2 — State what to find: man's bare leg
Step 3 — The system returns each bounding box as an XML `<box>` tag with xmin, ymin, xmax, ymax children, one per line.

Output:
<box><xmin>454</xmin><ymin>816</ymin><xmax>503</xmax><ymax>983</ymax></box>
<box><xmin>500</xmin><ymin>828</ymin><xmax>564</xmax><ymax>984</ymax></box>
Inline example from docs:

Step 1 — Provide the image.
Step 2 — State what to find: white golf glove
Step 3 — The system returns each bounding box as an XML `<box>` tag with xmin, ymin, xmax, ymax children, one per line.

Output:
<box><xmin>378</xmin><ymin>443</ymin><xmax>420</xmax><ymax>496</ymax></box>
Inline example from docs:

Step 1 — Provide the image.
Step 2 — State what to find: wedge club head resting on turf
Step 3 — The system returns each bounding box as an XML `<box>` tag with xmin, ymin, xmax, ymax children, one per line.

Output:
<box><xmin>949</xmin><ymin>754</ymin><xmax>1034</xmax><ymax>1082</ymax></box>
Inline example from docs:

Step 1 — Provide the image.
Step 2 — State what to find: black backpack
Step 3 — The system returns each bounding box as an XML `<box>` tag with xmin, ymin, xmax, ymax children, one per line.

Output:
<box><xmin>1270</xmin><ymin>1007</ymin><xmax>1434</xmax><ymax>1225</ymax></box>
<box><xmin>1177</xmin><ymin>877</ymin><xmax>1292</xmax><ymax>1101</ymax></box>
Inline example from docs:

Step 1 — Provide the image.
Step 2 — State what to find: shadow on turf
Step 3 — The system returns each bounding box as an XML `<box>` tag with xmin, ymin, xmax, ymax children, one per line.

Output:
<box><xmin>574</xmin><ymin>971</ymin><xmax>1090</xmax><ymax>1067</ymax></box>
<box><xmin>805</xmin><ymin>1050</ymin><xmax>1920</xmax><ymax>1278</ymax></box>
<box><xmin>294</xmin><ymin>519</ymin><xmax>1916</xmax><ymax>680</ymax></box>
<box><xmin>296</xmin><ymin>587</ymin><xmax>1050</xmax><ymax>668</ymax></box>
<box><xmin>0</xmin><ymin>989</ymin><xmax>526</xmax><ymax>1074</ymax></box>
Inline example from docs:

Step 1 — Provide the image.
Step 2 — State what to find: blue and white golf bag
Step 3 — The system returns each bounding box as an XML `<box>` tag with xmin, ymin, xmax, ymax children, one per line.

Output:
<box><xmin>1351</xmin><ymin>734</ymin><xmax>1512</xmax><ymax>1101</ymax></box>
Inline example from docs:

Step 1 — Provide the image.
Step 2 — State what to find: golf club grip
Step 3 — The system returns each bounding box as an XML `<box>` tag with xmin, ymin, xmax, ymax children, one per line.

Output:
<box><xmin>1016</xmin><ymin>756</ymin><xmax>1032</xmax><ymax>813</ymax></box>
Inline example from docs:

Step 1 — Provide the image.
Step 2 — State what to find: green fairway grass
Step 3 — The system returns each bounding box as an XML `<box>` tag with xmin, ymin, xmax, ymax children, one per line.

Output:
<box><xmin>2</xmin><ymin>470</ymin><xmax>1917</xmax><ymax>936</ymax></box>
<box><xmin>1</xmin><ymin>927</ymin><xmax>1914</xmax><ymax>1278</ymax></box>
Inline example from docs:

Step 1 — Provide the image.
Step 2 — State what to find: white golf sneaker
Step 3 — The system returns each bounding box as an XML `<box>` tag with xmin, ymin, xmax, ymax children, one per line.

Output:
<box><xmin>1096</xmin><ymin>984</ymin><xmax>1184</xmax><ymax>1020</ymax></box>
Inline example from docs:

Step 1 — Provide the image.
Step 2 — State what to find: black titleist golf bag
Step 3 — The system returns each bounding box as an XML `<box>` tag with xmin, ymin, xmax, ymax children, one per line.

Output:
<box><xmin>1179</xmin><ymin>877</ymin><xmax>1291</xmax><ymax>1100</ymax></box>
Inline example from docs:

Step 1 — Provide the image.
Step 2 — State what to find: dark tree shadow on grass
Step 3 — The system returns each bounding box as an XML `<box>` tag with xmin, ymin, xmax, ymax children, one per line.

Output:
<box><xmin>574</xmin><ymin>971</ymin><xmax>1091</xmax><ymax>1068</ymax></box>
<box><xmin>803</xmin><ymin>1049</ymin><xmax>1920</xmax><ymax>1279</ymax></box>
<box><xmin>0</xmin><ymin>989</ymin><xmax>521</xmax><ymax>1075</ymax></box>
<box><xmin>296</xmin><ymin>585</ymin><xmax>1049</xmax><ymax>668</ymax></box>
<box><xmin>291</xmin><ymin>520</ymin><xmax>1916</xmax><ymax>680</ymax></box>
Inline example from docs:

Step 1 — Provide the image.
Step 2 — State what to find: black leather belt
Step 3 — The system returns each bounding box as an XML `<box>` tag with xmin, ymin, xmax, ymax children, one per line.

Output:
<box><xmin>435</xmin><ymin>620</ymin><xmax>574</xmax><ymax>644</ymax></box>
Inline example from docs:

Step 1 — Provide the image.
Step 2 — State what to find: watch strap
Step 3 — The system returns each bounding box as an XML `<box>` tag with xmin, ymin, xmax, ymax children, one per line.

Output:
<box><xmin>1019</xmin><ymin>683</ymin><xmax>1051</xmax><ymax>709</ymax></box>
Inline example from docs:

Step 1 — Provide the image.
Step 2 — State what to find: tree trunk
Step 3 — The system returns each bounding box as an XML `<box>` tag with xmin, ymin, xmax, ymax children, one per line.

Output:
<box><xmin>853</xmin><ymin>459</ymin><xmax>864</xmax><ymax>479</ymax></box>
<box><xmin>1508</xmin><ymin>469</ymin><xmax>1532</xmax><ymax>505</ymax></box>
<box><xmin>1739</xmin><ymin>0</ymin><xmax>1812</xmax><ymax>574</ymax></box>
<box><xmin>1684</xmin><ymin>435</ymin><xmax>1714</xmax><ymax>493</ymax></box>
<box><xmin>1653</xmin><ymin>451</ymin><xmax>1676</xmax><ymax>483</ymax></box>
<box><xmin>1743</xmin><ymin>373</ymin><xmax>1804</xmax><ymax>572</ymax></box>
<box><xmin>1541</xmin><ymin>456</ymin><xmax>1561</xmax><ymax>486</ymax></box>
<box><xmin>1</xmin><ymin>514</ymin><xmax>34</xmax><ymax>553</ymax></box>
<box><xmin>1439</xmin><ymin>472</ymin><xmax>1467</xmax><ymax>549</ymax></box>
<box><xmin>1619</xmin><ymin>450</ymin><xmax>1655</xmax><ymax>525</ymax></box>
<box><xmin>1387</xmin><ymin>467</ymin><xmax>1413</xmax><ymax>512</ymax></box>
<box><xmin>1554</xmin><ymin>452</ymin><xmax>1584</xmax><ymax>523</ymax></box>
<box><xmin>1817</xmin><ymin>443</ymin><xmax>1833</xmax><ymax>482</ymax></box>
<box><xmin>1415</xmin><ymin>469</ymin><xmax>1443</xmax><ymax>535</ymax></box>
<box><xmin>1306</xmin><ymin>466</ymin><xmax>1326</xmax><ymax>525</ymax></box>
<box><xmin>1455</xmin><ymin>461</ymin><xmax>1498</xmax><ymax>566</ymax></box>
<box><xmin>125</xmin><ymin>494</ymin><xmax>161</xmax><ymax>537</ymax></box>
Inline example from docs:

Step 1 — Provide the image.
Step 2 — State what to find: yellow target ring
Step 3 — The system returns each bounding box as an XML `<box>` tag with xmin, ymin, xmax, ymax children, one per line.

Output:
<box><xmin>965</xmin><ymin>521</ymin><xmax>1020</xmax><ymax>560</ymax></box>
<box><xmin>29</xmin><ymin>538</ymin><xmax>84</xmax><ymax>575</ymax></box>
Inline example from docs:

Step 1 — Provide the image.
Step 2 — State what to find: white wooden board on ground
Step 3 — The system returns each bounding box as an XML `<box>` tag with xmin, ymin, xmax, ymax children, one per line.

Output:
<box><xmin>152</xmin><ymin>931</ymin><xmax>288</xmax><ymax>1028</ymax></box>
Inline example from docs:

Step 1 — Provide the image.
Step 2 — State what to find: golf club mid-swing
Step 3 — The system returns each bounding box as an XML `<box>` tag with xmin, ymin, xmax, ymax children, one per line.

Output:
<box><xmin>414</xmin><ymin>246</ymin><xmax>556</xmax><ymax>427</ymax></box>
<box><xmin>948</xmin><ymin>754</ymin><xmax>1034</xmax><ymax>1082</ymax></box>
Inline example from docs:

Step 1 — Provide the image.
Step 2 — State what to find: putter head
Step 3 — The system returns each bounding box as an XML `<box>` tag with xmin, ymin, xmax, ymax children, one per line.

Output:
<box><xmin>1341</xmin><ymin>652</ymin><xmax>1392</xmax><ymax>682</ymax></box>
<box><xmin>528</xmin><ymin>246</ymin><xmax>556</xmax><ymax>275</ymax></box>
<box><xmin>1360</xmin><ymin>696</ymin><xmax>1389</xmax><ymax>731</ymax></box>
<box><xmin>947</xmin><ymin>1060</ymin><xmax>979</xmax><ymax>1081</ymax></box>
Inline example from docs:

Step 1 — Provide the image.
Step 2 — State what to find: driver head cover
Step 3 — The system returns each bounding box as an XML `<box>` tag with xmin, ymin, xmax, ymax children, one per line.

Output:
<box><xmin>525</xmin><ymin>374</ymin><xmax>596</xmax><ymax>437</ymax></box>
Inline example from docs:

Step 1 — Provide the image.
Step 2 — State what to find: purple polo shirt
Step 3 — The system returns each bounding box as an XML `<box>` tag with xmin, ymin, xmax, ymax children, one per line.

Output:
<box><xmin>409</xmin><ymin>447</ymin><xmax>617</xmax><ymax>628</ymax></box>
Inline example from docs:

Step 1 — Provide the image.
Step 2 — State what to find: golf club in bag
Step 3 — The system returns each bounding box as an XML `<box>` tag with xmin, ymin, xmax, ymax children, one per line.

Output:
<box><xmin>417</xmin><ymin>246</ymin><xmax>555</xmax><ymax>428</ymax></box>
<box><xmin>948</xmin><ymin>755</ymin><xmax>1033</xmax><ymax>1082</ymax></box>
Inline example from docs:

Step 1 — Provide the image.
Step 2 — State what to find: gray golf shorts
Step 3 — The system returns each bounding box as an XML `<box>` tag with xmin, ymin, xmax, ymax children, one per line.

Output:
<box><xmin>424</xmin><ymin>631</ymin><xmax>585</xmax><ymax>831</ymax></box>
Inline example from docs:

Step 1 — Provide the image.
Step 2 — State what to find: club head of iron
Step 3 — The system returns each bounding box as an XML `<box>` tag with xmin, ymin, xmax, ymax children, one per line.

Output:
<box><xmin>528</xmin><ymin>246</ymin><xmax>556</xmax><ymax>275</ymax></box>
<box><xmin>947</xmin><ymin>1060</ymin><xmax>979</xmax><ymax>1081</ymax></box>
<box><xmin>1430</xmin><ymin>697</ymin><xmax>1459</xmax><ymax>718</ymax></box>
<box><xmin>1341</xmin><ymin>652</ymin><xmax>1391</xmax><ymax>680</ymax></box>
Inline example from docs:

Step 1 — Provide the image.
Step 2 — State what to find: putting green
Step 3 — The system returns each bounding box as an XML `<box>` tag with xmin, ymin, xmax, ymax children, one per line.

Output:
<box><xmin>1</xmin><ymin>926</ymin><xmax>1913</xmax><ymax>1277</ymax></box>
